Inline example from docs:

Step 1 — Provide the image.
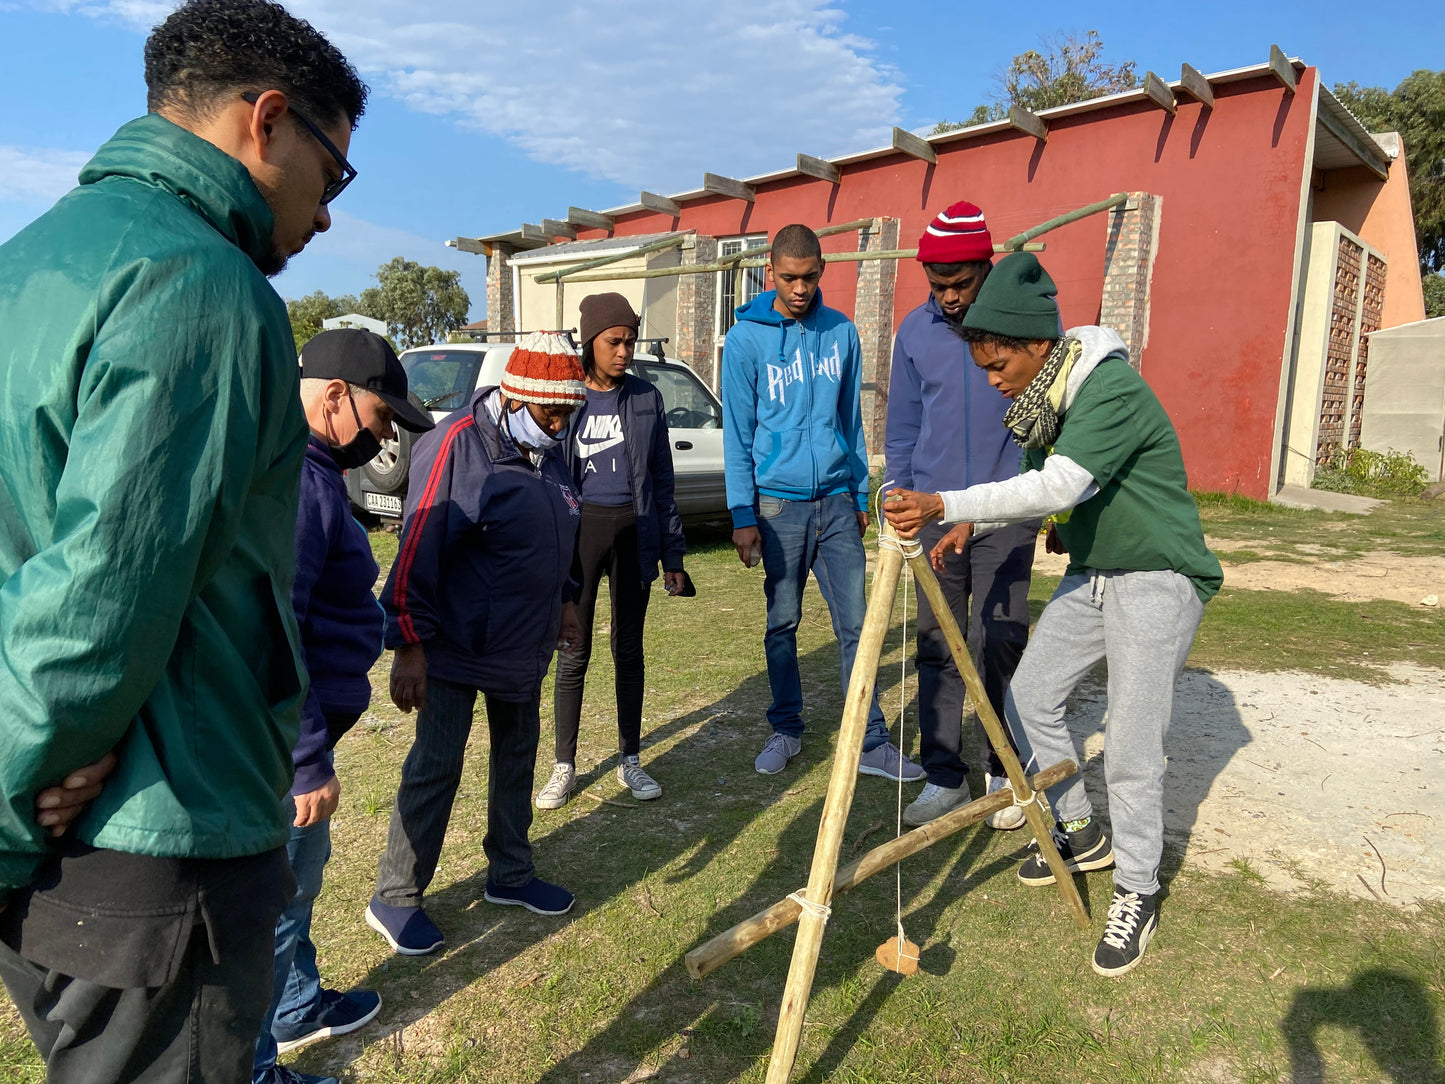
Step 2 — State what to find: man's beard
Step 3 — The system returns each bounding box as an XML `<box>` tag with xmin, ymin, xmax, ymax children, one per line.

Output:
<box><xmin>945</xmin><ymin>308</ymin><xmax>968</xmax><ymax>337</ymax></box>
<box><xmin>258</xmin><ymin>243</ymin><xmax>289</xmax><ymax>278</ymax></box>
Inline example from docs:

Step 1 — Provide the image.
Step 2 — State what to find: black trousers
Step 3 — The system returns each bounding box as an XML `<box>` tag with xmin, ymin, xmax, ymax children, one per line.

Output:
<box><xmin>375</xmin><ymin>677</ymin><xmax>540</xmax><ymax>902</ymax></box>
<box><xmin>913</xmin><ymin>520</ymin><xmax>1037</xmax><ymax>788</ymax></box>
<box><xmin>0</xmin><ymin>905</ymin><xmax>278</xmax><ymax>1084</ymax></box>
<box><xmin>553</xmin><ymin>503</ymin><xmax>652</xmax><ymax>764</ymax></box>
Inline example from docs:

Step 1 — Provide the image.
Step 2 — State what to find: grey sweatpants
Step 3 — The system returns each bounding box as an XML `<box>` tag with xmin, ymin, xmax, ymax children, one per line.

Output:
<box><xmin>1004</xmin><ymin>569</ymin><xmax>1203</xmax><ymax>895</ymax></box>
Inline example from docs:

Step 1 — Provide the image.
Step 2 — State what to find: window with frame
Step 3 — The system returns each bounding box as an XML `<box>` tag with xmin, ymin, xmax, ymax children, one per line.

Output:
<box><xmin>716</xmin><ymin>234</ymin><xmax>768</xmax><ymax>336</ymax></box>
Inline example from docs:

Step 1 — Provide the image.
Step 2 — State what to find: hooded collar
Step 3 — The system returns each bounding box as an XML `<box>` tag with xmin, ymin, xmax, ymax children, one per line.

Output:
<box><xmin>79</xmin><ymin>113</ymin><xmax>277</xmax><ymax>270</ymax></box>
<box><xmin>735</xmin><ymin>288</ymin><xmax>824</xmax><ymax>327</ymax></box>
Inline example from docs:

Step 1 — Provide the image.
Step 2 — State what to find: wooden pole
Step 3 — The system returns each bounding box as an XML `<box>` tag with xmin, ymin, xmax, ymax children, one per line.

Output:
<box><xmin>764</xmin><ymin>534</ymin><xmax>904</xmax><ymax>1084</ymax></box>
<box><xmin>903</xmin><ymin>548</ymin><xmax>1090</xmax><ymax>928</ymax></box>
<box><xmin>1002</xmin><ymin>193</ymin><xmax>1128</xmax><ymax>251</ymax></box>
<box><xmin>533</xmin><ymin>232</ymin><xmax>688</xmax><ymax>284</ymax></box>
<box><xmin>685</xmin><ymin>758</ymin><xmax>1078</xmax><ymax>980</ymax></box>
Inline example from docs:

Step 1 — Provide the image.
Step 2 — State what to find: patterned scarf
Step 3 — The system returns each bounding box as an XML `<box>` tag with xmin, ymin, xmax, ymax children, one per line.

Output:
<box><xmin>1002</xmin><ymin>337</ymin><xmax>1081</xmax><ymax>450</ymax></box>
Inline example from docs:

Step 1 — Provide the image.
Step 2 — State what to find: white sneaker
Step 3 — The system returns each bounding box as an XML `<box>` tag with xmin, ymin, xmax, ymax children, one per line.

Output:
<box><xmin>985</xmin><ymin>772</ymin><xmax>1026</xmax><ymax>830</ymax></box>
<box><xmin>902</xmin><ymin>782</ymin><xmax>970</xmax><ymax>827</ymax></box>
<box><xmin>535</xmin><ymin>762</ymin><xmax>576</xmax><ymax>809</ymax></box>
<box><xmin>617</xmin><ymin>755</ymin><xmax>661</xmax><ymax>800</ymax></box>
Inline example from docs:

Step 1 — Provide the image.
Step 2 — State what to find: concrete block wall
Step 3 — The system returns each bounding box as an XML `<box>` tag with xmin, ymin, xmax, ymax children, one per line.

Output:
<box><xmin>854</xmin><ymin>216</ymin><xmax>900</xmax><ymax>454</ymax></box>
<box><xmin>675</xmin><ymin>233</ymin><xmax>719</xmax><ymax>385</ymax></box>
<box><xmin>486</xmin><ymin>244</ymin><xmax>515</xmax><ymax>335</ymax></box>
<box><xmin>1100</xmin><ymin>193</ymin><xmax>1160</xmax><ymax>370</ymax></box>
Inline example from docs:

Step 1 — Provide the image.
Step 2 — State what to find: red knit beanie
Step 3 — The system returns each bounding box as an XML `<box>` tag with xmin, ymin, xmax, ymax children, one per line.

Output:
<box><xmin>916</xmin><ymin>201</ymin><xmax>993</xmax><ymax>264</ymax></box>
<box><xmin>501</xmin><ymin>331</ymin><xmax>586</xmax><ymax>406</ymax></box>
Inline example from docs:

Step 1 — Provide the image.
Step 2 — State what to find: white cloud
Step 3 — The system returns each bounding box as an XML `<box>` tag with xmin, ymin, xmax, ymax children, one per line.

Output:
<box><xmin>0</xmin><ymin>146</ymin><xmax>93</xmax><ymax>205</ymax></box>
<box><xmin>23</xmin><ymin>0</ymin><xmax>904</xmax><ymax>193</ymax></box>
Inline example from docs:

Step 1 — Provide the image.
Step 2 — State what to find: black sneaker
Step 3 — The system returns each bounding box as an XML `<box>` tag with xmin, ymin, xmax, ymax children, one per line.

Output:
<box><xmin>1092</xmin><ymin>888</ymin><xmax>1158</xmax><ymax>976</ymax></box>
<box><xmin>1017</xmin><ymin>818</ymin><xmax>1115</xmax><ymax>886</ymax></box>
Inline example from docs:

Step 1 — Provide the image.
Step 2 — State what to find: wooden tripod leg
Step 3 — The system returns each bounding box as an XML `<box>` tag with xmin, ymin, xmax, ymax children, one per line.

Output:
<box><xmin>903</xmin><ymin>543</ymin><xmax>1090</xmax><ymax>928</ymax></box>
<box><xmin>685</xmin><ymin>759</ymin><xmax>1078</xmax><ymax>980</ymax></box>
<box><xmin>764</xmin><ymin>540</ymin><xmax>903</xmax><ymax>1084</ymax></box>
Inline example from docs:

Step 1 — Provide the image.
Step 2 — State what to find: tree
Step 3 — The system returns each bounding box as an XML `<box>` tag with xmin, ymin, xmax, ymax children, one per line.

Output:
<box><xmin>933</xmin><ymin>31</ymin><xmax>1138</xmax><ymax>134</ymax></box>
<box><xmin>360</xmin><ymin>258</ymin><xmax>471</xmax><ymax>350</ymax></box>
<box><xmin>1424</xmin><ymin>274</ymin><xmax>1445</xmax><ymax>320</ymax></box>
<box><xmin>1333</xmin><ymin>70</ymin><xmax>1445</xmax><ymax>290</ymax></box>
<box><xmin>286</xmin><ymin>290</ymin><xmax>365</xmax><ymax>353</ymax></box>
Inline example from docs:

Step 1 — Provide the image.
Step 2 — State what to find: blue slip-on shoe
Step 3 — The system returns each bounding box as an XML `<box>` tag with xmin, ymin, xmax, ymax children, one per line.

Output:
<box><xmin>365</xmin><ymin>898</ymin><xmax>444</xmax><ymax>956</ymax></box>
<box><xmin>483</xmin><ymin>877</ymin><xmax>575</xmax><ymax>916</ymax></box>
<box><xmin>274</xmin><ymin>987</ymin><xmax>382</xmax><ymax>1054</ymax></box>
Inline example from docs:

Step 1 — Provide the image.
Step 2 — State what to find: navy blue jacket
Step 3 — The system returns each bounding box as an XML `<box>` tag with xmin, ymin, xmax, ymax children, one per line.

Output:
<box><xmin>884</xmin><ymin>295</ymin><xmax>1019</xmax><ymax>492</ymax></box>
<box><xmin>292</xmin><ymin>436</ymin><xmax>382</xmax><ymax>795</ymax></box>
<box><xmin>381</xmin><ymin>388</ymin><xmax>582</xmax><ymax>701</ymax></box>
<box><xmin>561</xmin><ymin>374</ymin><xmax>685</xmax><ymax>582</ymax></box>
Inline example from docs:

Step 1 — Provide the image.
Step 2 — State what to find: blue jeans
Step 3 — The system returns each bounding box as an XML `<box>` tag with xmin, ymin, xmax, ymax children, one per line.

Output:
<box><xmin>756</xmin><ymin>492</ymin><xmax>888</xmax><ymax>750</ymax></box>
<box><xmin>253</xmin><ymin>793</ymin><xmax>330</xmax><ymax>1080</ymax></box>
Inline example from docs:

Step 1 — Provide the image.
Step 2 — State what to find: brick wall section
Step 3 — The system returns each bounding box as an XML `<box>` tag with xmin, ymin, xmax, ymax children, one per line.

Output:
<box><xmin>1317</xmin><ymin>236</ymin><xmax>1362</xmax><ymax>462</ymax></box>
<box><xmin>675</xmin><ymin>233</ymin><xmax>718</xmax><ymax>385</ymax></box>
<box><xmin>1350</xmin><ymin>254</ymin><xmax>1387</xmax><ymax>449</ymax></box>
<box><xmin>1100</xmin><ymin>193</ymin><xmax>1159</xmax><ymax>370</ymax></box>
<box><xmin>854</xmin><ymin>217</ymin><xmax>900</xmax><ymax>455</ymax></box>
<box><xmin>486</xmin><ymin>243</ymin><xmax>515</xmax><ymax>335</ymax></box>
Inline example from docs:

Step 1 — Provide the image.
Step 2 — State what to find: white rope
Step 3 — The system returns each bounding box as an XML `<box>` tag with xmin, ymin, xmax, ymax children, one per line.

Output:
<box><xmin>788</xmin><ymin>891</ymin><xmax>832</xmax><ymax>923</ymax></box>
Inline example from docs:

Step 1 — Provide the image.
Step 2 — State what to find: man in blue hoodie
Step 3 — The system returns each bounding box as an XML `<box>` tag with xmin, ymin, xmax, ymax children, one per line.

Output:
<box><xmin>884</xmin><ymin>203</ymin><xmax>1037</xmax><ymax>831</ymax></box>
<box><xmin>723</xmin><ymin>224</ymin><xmax>924</xmax><ymax>782</ymax></box>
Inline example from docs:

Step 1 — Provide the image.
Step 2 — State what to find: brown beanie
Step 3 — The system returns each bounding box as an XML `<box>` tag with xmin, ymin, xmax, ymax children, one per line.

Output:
<box><xmin>578</xmin><ymin>292</ymin><xmax>639</xmax><ymax>346</ymax></box>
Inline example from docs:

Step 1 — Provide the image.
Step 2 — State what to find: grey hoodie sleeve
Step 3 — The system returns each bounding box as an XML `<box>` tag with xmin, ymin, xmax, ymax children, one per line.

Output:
<box><xmin>939</xmin><ymin>454</ymin><xmax>1099</xmax><ymax>527</ymax></box>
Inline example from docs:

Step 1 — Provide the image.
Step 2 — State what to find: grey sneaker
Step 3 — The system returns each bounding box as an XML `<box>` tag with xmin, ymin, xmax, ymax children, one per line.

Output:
<box><xmin>617</xmin><ymin>755</ymin><xmax>661</xmax><ymax>800</ymax></box>
<box><xmin>902</xmin><ymin>782</ymin><xmax>970</xmax><ymax>827</ymax></box>
<box><xmin>755</xmin><ymin>733</ymin><xmax>802</xmax><ymax>775</ymax></box>
<box><xmin>858</xmin><ymin>742</ymin><xmax>926</xmax><ymax>782</ymax></box>
<box><xmin>984</xmin><ymin>772</ymin><xmax>1026</xmax><ymax>830</ymax></box>
<box><xmin>535</xmin><ymin>762</ymin><xmax>576</xmax><ymax>809</ymax></box>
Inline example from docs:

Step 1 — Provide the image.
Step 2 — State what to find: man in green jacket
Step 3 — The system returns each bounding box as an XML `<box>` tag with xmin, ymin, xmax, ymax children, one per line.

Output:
<box><xmin>0</xmin><ymin>3</ymin><xmax>367</xmax><ymax>1082</ymax></box>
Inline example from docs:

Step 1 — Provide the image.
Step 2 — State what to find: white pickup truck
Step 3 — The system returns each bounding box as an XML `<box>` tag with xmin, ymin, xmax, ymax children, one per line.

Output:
<box><xmin>344</xmin><ymin>338</ymin><xmax>727</xmax><ymax>523</ymax></box>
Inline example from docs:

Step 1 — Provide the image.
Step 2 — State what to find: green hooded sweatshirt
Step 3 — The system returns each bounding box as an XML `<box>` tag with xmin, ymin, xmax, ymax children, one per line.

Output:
<box><xmin>0</xmin><ymin>113</ymin><xmax>309</xmax><ymax>894</ymax></box>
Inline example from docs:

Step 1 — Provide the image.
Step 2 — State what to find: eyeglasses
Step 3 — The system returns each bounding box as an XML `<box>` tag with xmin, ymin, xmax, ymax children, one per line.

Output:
<box><xmin>243</xmin><ymin>92</ymin><xmax>356</xmax><ymax>204</ymax></box>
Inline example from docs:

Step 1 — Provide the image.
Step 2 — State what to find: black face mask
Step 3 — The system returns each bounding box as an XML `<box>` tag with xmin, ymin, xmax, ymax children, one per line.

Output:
<box><xmin>330</xmin><ymin>390</ymin><xmax>383</xmax><ymax>470</ymax></box>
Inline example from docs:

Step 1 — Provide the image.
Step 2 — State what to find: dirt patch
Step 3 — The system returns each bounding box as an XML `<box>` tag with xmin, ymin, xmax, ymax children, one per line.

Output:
<box><xmin>1061</xmin><ymin>664</ymin><xmax>1445</xmax><ymax>906</ymax></box>
<box><xmin>1034</xmin><ymin>546</ymin><xmax>1444</xmax><ymax>606</ymax></box>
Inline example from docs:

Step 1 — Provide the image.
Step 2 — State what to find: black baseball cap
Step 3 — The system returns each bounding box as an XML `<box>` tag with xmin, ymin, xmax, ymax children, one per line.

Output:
<box><xmin>299</xmin><ymin>328</ymin><xmax>434</xmax><ymax>433</ymax></box>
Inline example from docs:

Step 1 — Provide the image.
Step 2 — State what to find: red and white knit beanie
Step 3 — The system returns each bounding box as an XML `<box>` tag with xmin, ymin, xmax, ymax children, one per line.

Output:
<box><xmin>916</xmin><ymin>201</ymin><xmax>993</xmax><ymax>264</ymax></box>
<box><xmin>501</xmin><ymin>331</ymin><xmax>586</xmax><ymax>406</ymax></box>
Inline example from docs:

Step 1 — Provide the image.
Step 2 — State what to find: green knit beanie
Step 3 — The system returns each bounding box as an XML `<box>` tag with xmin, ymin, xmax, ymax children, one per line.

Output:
<box><xmin>960</xmin><ymin>252</ymin><xmax>1062</xmax><ymax>340</ymax></box>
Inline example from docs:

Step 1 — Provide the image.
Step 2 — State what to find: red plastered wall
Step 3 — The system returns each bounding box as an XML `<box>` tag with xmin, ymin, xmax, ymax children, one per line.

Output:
<box><xmin>574</xmin><ymin>70</ymin><xmax>1317</xmax><ymax>497</ymax></box>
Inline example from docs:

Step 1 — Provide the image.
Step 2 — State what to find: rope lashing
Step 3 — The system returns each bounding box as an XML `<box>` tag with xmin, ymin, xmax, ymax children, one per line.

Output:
<box><xmin>787</xmin><ymin>891</ymin><xmax>832</xmax><ymax>924</ymax></box>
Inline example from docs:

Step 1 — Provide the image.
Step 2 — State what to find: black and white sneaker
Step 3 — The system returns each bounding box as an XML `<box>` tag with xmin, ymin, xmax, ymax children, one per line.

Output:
<box><xmin>1017</xmin><ymin>818</ymin><xmax>1115</xmax><ymax>886</ymax></box>
<box><xmin>1092</xmin><ymin>888</ymin><xmax>1158</xmax><ymax>976</ymax></box>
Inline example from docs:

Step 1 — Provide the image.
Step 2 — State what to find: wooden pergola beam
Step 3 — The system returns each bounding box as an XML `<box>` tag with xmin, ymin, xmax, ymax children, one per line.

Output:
<box><xmin>891</xmin><ymin>126</ymin><xmax>937</xmax><ymax>164</ymax></box>
<box><xmin>539</xmin><ymin>218</ymin><xmax>577</xmax><ymax>241</ymax></box>
<box><xmin>638</xmin><ymin>191</ymin><xmax>682</xmax><ymax>216</ymax></box>
<box><xmin>1178</xmin><ymin>63</ymin><xmax>1215</xmax><ymax>108</ymax></box>
<box><xmin>519</xmin><ymin>223</ymin><xmax>549</xmax><ymax>242</ymax></box>
<box><xmin>1143</xmin><ymin>71</ymin><xmax>1177</xmax><ymax>115</ymax></box>
<box><xmin>796</xmin><ymin>153</ymin><xmax>840</xmax><ymax>184</ymax></box>
<box><xmin>1007</xmin><ymin>104</ymin><xmax>1049</xmax><ymax>141</ymax></box>
<box><xmin>1269</xmin><ymin>45</ymin><xmax>1297</xmax><ymax>93</ymax></box>
<box><xmin>702</xmin><ymin>172</ymin><xmax>756</xmax><ymax>203</ymax></box>
<box><xmin>566</xmin><ymin>206</ymin><xmax>614</xmax><ymax>232</ymax></box>
<box><xmin>448</xmin><ymin>237</ymin><xmax>486</xmax><ymax>255</ymax></box>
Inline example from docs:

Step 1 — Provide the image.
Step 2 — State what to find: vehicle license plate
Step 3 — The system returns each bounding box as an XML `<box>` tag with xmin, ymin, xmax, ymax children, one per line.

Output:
<box><xmin>364</xmin><ymin>492</ymin><xmax>404</xmax><ymax>516</ymax></box>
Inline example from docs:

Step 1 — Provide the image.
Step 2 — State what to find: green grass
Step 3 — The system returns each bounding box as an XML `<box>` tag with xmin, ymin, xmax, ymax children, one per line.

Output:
<box><xmin>1194</xmin><ymin>489</ymin><xmax>1445</xmax><ymax>562</ymax></box>
<box><xmin>4</xmin><ymin>519</ymin><xmax>1443</xmax><ymax>1083</ymax></box>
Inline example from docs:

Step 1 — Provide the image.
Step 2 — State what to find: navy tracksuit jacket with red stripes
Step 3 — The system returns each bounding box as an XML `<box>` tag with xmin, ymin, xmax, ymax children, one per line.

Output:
<box><xmin>380</xmin><ymin>387</ymin><xmax>582</xmax><ymax>701</ymax></box>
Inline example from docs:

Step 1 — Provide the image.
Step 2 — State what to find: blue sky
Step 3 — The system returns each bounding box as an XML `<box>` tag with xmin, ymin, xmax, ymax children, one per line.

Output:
<box><xmin>2</xmin><ymin>0</ymin><xmax>1440</xmax><ymax>320</ymax></box>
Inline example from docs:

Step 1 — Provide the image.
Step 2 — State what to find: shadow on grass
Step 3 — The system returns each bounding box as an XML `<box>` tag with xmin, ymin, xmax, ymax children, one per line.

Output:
<box><xmin>335</xmin><ymin>635</ymin><xmax>890</xmax><ymax>1075</ymax></box>
<box><xmin>1282</xmin><ymin>968</ymin><xmax>1445</xmax><ymax>1083</ymax></box>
